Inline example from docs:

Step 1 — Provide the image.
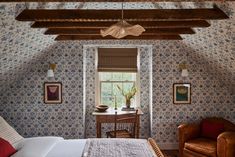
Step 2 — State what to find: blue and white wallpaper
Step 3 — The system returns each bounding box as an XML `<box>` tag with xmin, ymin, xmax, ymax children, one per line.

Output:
<box><xmin>0</xmin><ymin>2</ymin><xmax>234</xmax><ymax>149</ymax></box>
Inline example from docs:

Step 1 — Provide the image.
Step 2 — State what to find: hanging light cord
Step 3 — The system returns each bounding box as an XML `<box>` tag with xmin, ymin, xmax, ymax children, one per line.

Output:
<box><xmin>24</xmin><ymin>2</ymin><xmax>29</xmax><ymax>9</ymax></box>
<box><xmin>121</xmin><ymin>2</ymin><xmax>124</xmax><ymax>20</ymax></box>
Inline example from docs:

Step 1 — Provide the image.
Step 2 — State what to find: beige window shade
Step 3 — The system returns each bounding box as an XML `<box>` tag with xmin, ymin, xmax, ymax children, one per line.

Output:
<box><xmin>98</xmin><ymin>48</ymin><xmax>138</xmax><ymax>72</ymax></box>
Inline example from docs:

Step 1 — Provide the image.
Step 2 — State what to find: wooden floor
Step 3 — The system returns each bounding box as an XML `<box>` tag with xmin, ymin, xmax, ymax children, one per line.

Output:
<box><xmin>162</xmin><ymin>150</ymin><xmax>179</xmax><ymax>157</ymax></box>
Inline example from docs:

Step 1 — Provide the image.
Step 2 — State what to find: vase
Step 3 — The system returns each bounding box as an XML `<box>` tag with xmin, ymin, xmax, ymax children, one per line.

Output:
<box><xmin>125</xmin><ymin>99</ymin><xmax>131</xmax><ymax>108</ymax></box>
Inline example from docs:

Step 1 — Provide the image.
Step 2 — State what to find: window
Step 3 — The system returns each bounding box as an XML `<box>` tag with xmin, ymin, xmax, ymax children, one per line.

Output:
<box><xmin>98</xmin><ymin>72</ymin><xmax>137</xmax><ymax>108</ymax></box>
<box><xmin>96</xmin><ymin>48</ymin><xmax>139</xmax><ymax>108</ymax></box>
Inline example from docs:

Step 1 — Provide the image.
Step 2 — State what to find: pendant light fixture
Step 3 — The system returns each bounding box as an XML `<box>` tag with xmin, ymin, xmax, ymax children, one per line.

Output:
<box><xmin>100</xmin><ymin>2</ymin><xmax>145</xmax><ymax>39</ymax></box>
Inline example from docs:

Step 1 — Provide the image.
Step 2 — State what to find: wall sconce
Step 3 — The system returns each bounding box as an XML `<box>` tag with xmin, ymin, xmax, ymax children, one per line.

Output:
<box><xmin>47</xmin><ymin>63</ymin><xmax>56</xmax><ymax>78</ymax></box>
<box><xmin>179</xmin><ymin>63</ymin><xmax>189</xmax><ymax>77</ymax></box>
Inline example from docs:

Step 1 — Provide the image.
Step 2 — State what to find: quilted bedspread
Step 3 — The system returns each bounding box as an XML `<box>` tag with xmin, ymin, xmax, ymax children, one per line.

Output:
<box><xmin>82</xmin><ymin>138</ymin><xmax>156</xmax><ymax>157</ymax></box>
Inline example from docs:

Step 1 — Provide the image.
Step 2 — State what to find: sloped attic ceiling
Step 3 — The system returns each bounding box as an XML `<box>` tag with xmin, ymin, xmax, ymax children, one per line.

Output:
<box><xmin>0</xmin><ymin>2</ymin><xmax>234</xmax><ymax>92</ymax></box>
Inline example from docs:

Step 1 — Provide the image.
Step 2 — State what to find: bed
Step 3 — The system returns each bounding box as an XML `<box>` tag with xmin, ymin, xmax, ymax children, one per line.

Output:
<box><xmin>11</xmin><ymin>137</ymin><xmax>164</xmax><ymax>157</ymax></box>
<box><xmin>0</xmin><ymin>116</ymin><xmax>164</xmax><ymax>157</ymax></box>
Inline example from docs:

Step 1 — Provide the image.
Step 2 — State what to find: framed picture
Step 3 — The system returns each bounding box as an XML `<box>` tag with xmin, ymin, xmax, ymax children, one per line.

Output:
<box><xmin>44</xmin><ymin>82</ymin><xmax>62</xmax><ymax>104</ymax></box>
<box><xmin>173</xmin><ymin>83</ymin><xmax>191</xmax><ymax>104</ymax></box>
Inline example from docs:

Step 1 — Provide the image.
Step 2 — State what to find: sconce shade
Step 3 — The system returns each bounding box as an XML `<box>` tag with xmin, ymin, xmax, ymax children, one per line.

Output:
<box><xmin>47</xmin><ymin>69</ymin><xmax>54</xmax><ymax>78</ymax></box>
<box><xmin>181</xmin><ymin>69</ymin><xmax>189</xmax><ymax>77</ymax></box>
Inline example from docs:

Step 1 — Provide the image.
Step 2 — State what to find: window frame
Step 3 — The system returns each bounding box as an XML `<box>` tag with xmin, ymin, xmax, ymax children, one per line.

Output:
<box><xmin>98</xmin><ymin>74</ymin><xmax>137</xmax><ymax>107</ymax></box>
<box><xmin>95</xmin><ymin>49</ymin><xmax>140</xmax><ymax>108</ymax></box>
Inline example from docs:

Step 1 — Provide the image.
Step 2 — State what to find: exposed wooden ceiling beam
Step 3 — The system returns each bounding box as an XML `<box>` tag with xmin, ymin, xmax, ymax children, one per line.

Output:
<box><xmin>0</xmin><ymin>0</ymin><xmax>231</xmax><ymax>2</ymax></box>
<box><xmin>45</xmin><ymin>28</ymin><xmax>195</xmax><ymax>35</ymax></box>
<box><xmin>16</xmin><ymin>7</ymin><xmax>228</xmax><ymax>22</ymax></box>
<box><xmin>32</xmin><ymin>20</ymin><xmax>210</xmax><ymax>28</ymax></box>
<box><xmin>13</xmin><ymin>5</ymin><xmax>228</xmax><ymax>41</ymax></box>
<box><xmin>55</xmin><ymin>35</ymin><xmax>182</xmax><ymax>40</ymax></box>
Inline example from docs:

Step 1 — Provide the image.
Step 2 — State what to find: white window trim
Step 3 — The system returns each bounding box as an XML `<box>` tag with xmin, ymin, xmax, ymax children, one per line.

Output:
<box><xmin>136</xmin><ymin>47</ymin><xmax>140</xmax><ymax>108</ymax></box>
<box><xmin>95</xmin><ymin>48</ymin><xmax>99</xmax><ymax>106</ymax></box>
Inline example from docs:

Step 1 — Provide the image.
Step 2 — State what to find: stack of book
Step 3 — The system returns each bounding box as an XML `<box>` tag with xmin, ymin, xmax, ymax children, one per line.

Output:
<box><xmin>121</xmin><ymin>107</ymin><xmax>135</xmax><ymax>111</ymax></box>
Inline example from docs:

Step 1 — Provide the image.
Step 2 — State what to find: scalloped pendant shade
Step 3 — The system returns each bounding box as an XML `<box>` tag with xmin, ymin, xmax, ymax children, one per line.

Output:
<box><xmin>100</xmin><ymin>2</ymin><xmax>145</xmax><ymax>39</ymax></box>
<box><xmin>100</xmin><ymin>20</ymin><xmax>145</xmax><ymax>39</ymax></box>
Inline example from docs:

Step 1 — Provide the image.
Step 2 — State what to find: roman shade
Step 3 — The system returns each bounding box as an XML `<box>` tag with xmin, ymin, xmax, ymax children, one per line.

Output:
<box><xmin>98</xmin><ymin>48</ymin><xmax>138</xmax><ymax>72</ymax></box>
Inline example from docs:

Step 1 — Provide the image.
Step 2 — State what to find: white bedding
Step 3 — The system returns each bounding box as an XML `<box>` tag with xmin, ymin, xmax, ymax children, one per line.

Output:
<box><xmin>1</xmin><ymin>116</ymin><xmax>158</xmax><ymax>157</ymax></box>
<box><xmin>46</xmin><ymin>139</ymin><xmax>86</xmax><ymax>157</ymax></box>
<box><xmin>11</xmin><ymin>137</ymin><xmax>86</xmax><ymax>157</ymax></box>
<box><xmin>11</xmin><ymin>137</ymin><xmax>157</xmax><ymax>157</ymax></box>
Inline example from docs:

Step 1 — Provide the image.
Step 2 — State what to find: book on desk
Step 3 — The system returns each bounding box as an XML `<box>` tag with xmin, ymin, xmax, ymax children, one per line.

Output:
<box><xmin>121</xmin><ymin>107</ymin><xmax>136</xmax><ymax>111</ymax></box>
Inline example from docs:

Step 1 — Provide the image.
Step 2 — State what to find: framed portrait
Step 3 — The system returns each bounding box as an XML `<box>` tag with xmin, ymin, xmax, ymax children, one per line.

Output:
<box><xmin>44</xmin><ymin>82</ymin><xmax>62</xmax><ymax>104</ymax></box>
<box><xmin>173</xmin><ymin>83</ymin><xmax>191</xmax><ymax>104</ymax></box>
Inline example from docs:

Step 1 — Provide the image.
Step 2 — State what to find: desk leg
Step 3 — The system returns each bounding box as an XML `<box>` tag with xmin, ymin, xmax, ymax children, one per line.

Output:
<box><xmin>97</xmin><ymin>122</ymin><xmax>101</xmax><ymax>138</ymax></box>
<box><xmin>137</xmin><ymin>116</ymin><xmax>140</xmax><ymax>138</ymax></box>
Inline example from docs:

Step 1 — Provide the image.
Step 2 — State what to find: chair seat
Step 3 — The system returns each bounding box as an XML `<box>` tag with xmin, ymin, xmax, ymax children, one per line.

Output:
<box><xmin>185</xmin><ymin>138</ymin><xmax>217</xmax><ymax>157</ymax></box>
<box><xmin>106</xmin><ymin>129</ymin><xmax>132</xmax><ymax>138</ymax></box>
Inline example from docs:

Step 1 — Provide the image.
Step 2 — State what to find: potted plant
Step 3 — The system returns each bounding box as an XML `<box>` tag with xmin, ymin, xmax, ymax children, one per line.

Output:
<box><xmin>117</xmin><ymin>85</ymin><xmax>137</xmax><ymax>108</ymax></box>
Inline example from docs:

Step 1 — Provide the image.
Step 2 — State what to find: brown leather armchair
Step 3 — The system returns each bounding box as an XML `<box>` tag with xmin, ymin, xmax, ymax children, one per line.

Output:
<box><xmin>178</xmin><ymin>117</ymin><xmax>235</xmax><ymax>157</ymax></box>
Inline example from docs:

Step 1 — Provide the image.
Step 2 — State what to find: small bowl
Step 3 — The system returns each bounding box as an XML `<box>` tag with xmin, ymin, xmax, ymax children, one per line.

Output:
<box><xmin>96</xmin><ymin>105</ymin><xmax>109</xmax><ymax>112</ymax></box>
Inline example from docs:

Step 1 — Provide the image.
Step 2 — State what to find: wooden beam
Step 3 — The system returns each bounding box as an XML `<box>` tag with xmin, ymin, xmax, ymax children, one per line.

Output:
<box><xmin>45</xmin><ymin>28</ymin><xmax>195</xmax><ymax>35</ymax></box>
<box><xmin>55</xmin><ymin>35</ymin><xmax>182</xmax><ymax>40</ymax></box>
<box><xmin>3</xmin><ymin>0</ymin><xmax>231</xmax><ymax>1</ymax></box>
<box><xmin>16</xmin><ymin>7</ymin><xmax>228</xmax><ymax>22</ymax></box>
<box><xmin>32</xmin><ymin>20</ymin><xmax>210</xmax><ymax>28</ymax></box>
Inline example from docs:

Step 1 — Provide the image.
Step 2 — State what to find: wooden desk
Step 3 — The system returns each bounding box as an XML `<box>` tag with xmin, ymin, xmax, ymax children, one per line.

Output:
<box><xmin>92</xmin><ymin>108</ymin><xmax>143</xmax><ymax>138</ymax></box>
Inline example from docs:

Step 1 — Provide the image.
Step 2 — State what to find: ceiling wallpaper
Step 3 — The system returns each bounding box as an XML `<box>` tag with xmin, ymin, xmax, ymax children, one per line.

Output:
<box><xmin>0</xmin><ymin>1</ymin><xmax>234</xmax><ymax>149</ymax></box>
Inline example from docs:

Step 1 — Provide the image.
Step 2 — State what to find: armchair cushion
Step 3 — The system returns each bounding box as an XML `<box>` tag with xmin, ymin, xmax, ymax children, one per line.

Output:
<box><xmin>185</xmin><ymin>138</ymin><xmax>217</xmax><ymax>157</ymax></box>
<box><xmin>201</xmin><ymin>120</ymin><xmax>224</xmax><ymax>140</ymax></box>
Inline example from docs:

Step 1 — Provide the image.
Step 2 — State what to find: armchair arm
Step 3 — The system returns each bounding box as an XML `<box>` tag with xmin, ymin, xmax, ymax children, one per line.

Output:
<box><xmin>217</xmin><ymin>131</ymin><xmax>235</xmax><ymax>157</ymax></box>
<box><xmin>178</xmin><ymin>123</ymin><xmax>200</xmax><ymax>157</ymax></box>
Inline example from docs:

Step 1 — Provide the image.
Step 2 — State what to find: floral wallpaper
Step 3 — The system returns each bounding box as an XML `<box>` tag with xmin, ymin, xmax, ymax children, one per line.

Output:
<box><xmin>0</xmin><ymin>2</ymin><xmax>234</xmax><ymax>149</ymax></box>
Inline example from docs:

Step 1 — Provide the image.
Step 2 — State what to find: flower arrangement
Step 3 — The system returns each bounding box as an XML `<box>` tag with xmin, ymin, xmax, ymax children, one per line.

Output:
<box><xmin>117</xmin><ymin>85</ymin><xmax>137</xmax><ymax>108</ymax></box>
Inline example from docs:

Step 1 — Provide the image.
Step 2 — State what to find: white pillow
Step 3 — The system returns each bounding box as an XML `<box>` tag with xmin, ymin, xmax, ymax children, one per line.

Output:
<box><xmin>0</xmin><ymin>116</ymin><xmax>24</xmax><ymax>146</ymax></box>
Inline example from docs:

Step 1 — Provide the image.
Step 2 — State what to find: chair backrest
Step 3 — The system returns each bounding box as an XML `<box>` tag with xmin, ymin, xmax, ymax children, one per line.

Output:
<box><xmin>114</xmin><ymin>109</ymin><xmax>138</xmax><ymax>138</ymax></box>
<box><xmin>203</xmin><ymin>117</ymin><xmax>235</xmax><ymax>132</ymax></box>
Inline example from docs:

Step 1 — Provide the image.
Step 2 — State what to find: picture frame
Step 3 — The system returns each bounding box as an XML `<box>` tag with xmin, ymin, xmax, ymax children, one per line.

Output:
<box><xmin>44</xmin><ymin>82</ymin><xmax>62</xmax><ymax>104</ymax></box>
<box><xmin>173</xmin><ymin>83</ymin><xmax>191</xmax><ymax>104</ymax></box>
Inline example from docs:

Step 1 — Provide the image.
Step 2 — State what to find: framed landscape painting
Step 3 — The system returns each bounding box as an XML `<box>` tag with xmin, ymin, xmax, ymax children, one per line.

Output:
<box><xmin>44</xmin><ymin>82</ymin><xmax>62</xmax><ymax>104</ymax></box>
<box><xmin>173</xmin><ymin>83</ymin><xmax>191</xmax><ymax>104</ymax></box>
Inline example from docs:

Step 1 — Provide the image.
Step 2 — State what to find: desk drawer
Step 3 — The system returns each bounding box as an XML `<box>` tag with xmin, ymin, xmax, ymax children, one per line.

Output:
<box><xmin>96</xmin><ymin>115</ymin><xmax>139</xmax><ymax>123</ymax></box>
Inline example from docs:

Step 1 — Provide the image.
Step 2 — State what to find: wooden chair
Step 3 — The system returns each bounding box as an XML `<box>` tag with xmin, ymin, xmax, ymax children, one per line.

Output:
<box><xmin>106</xmin><ymin>109</ymin><xmax>138</xmax><ymax>138</ymax></box>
